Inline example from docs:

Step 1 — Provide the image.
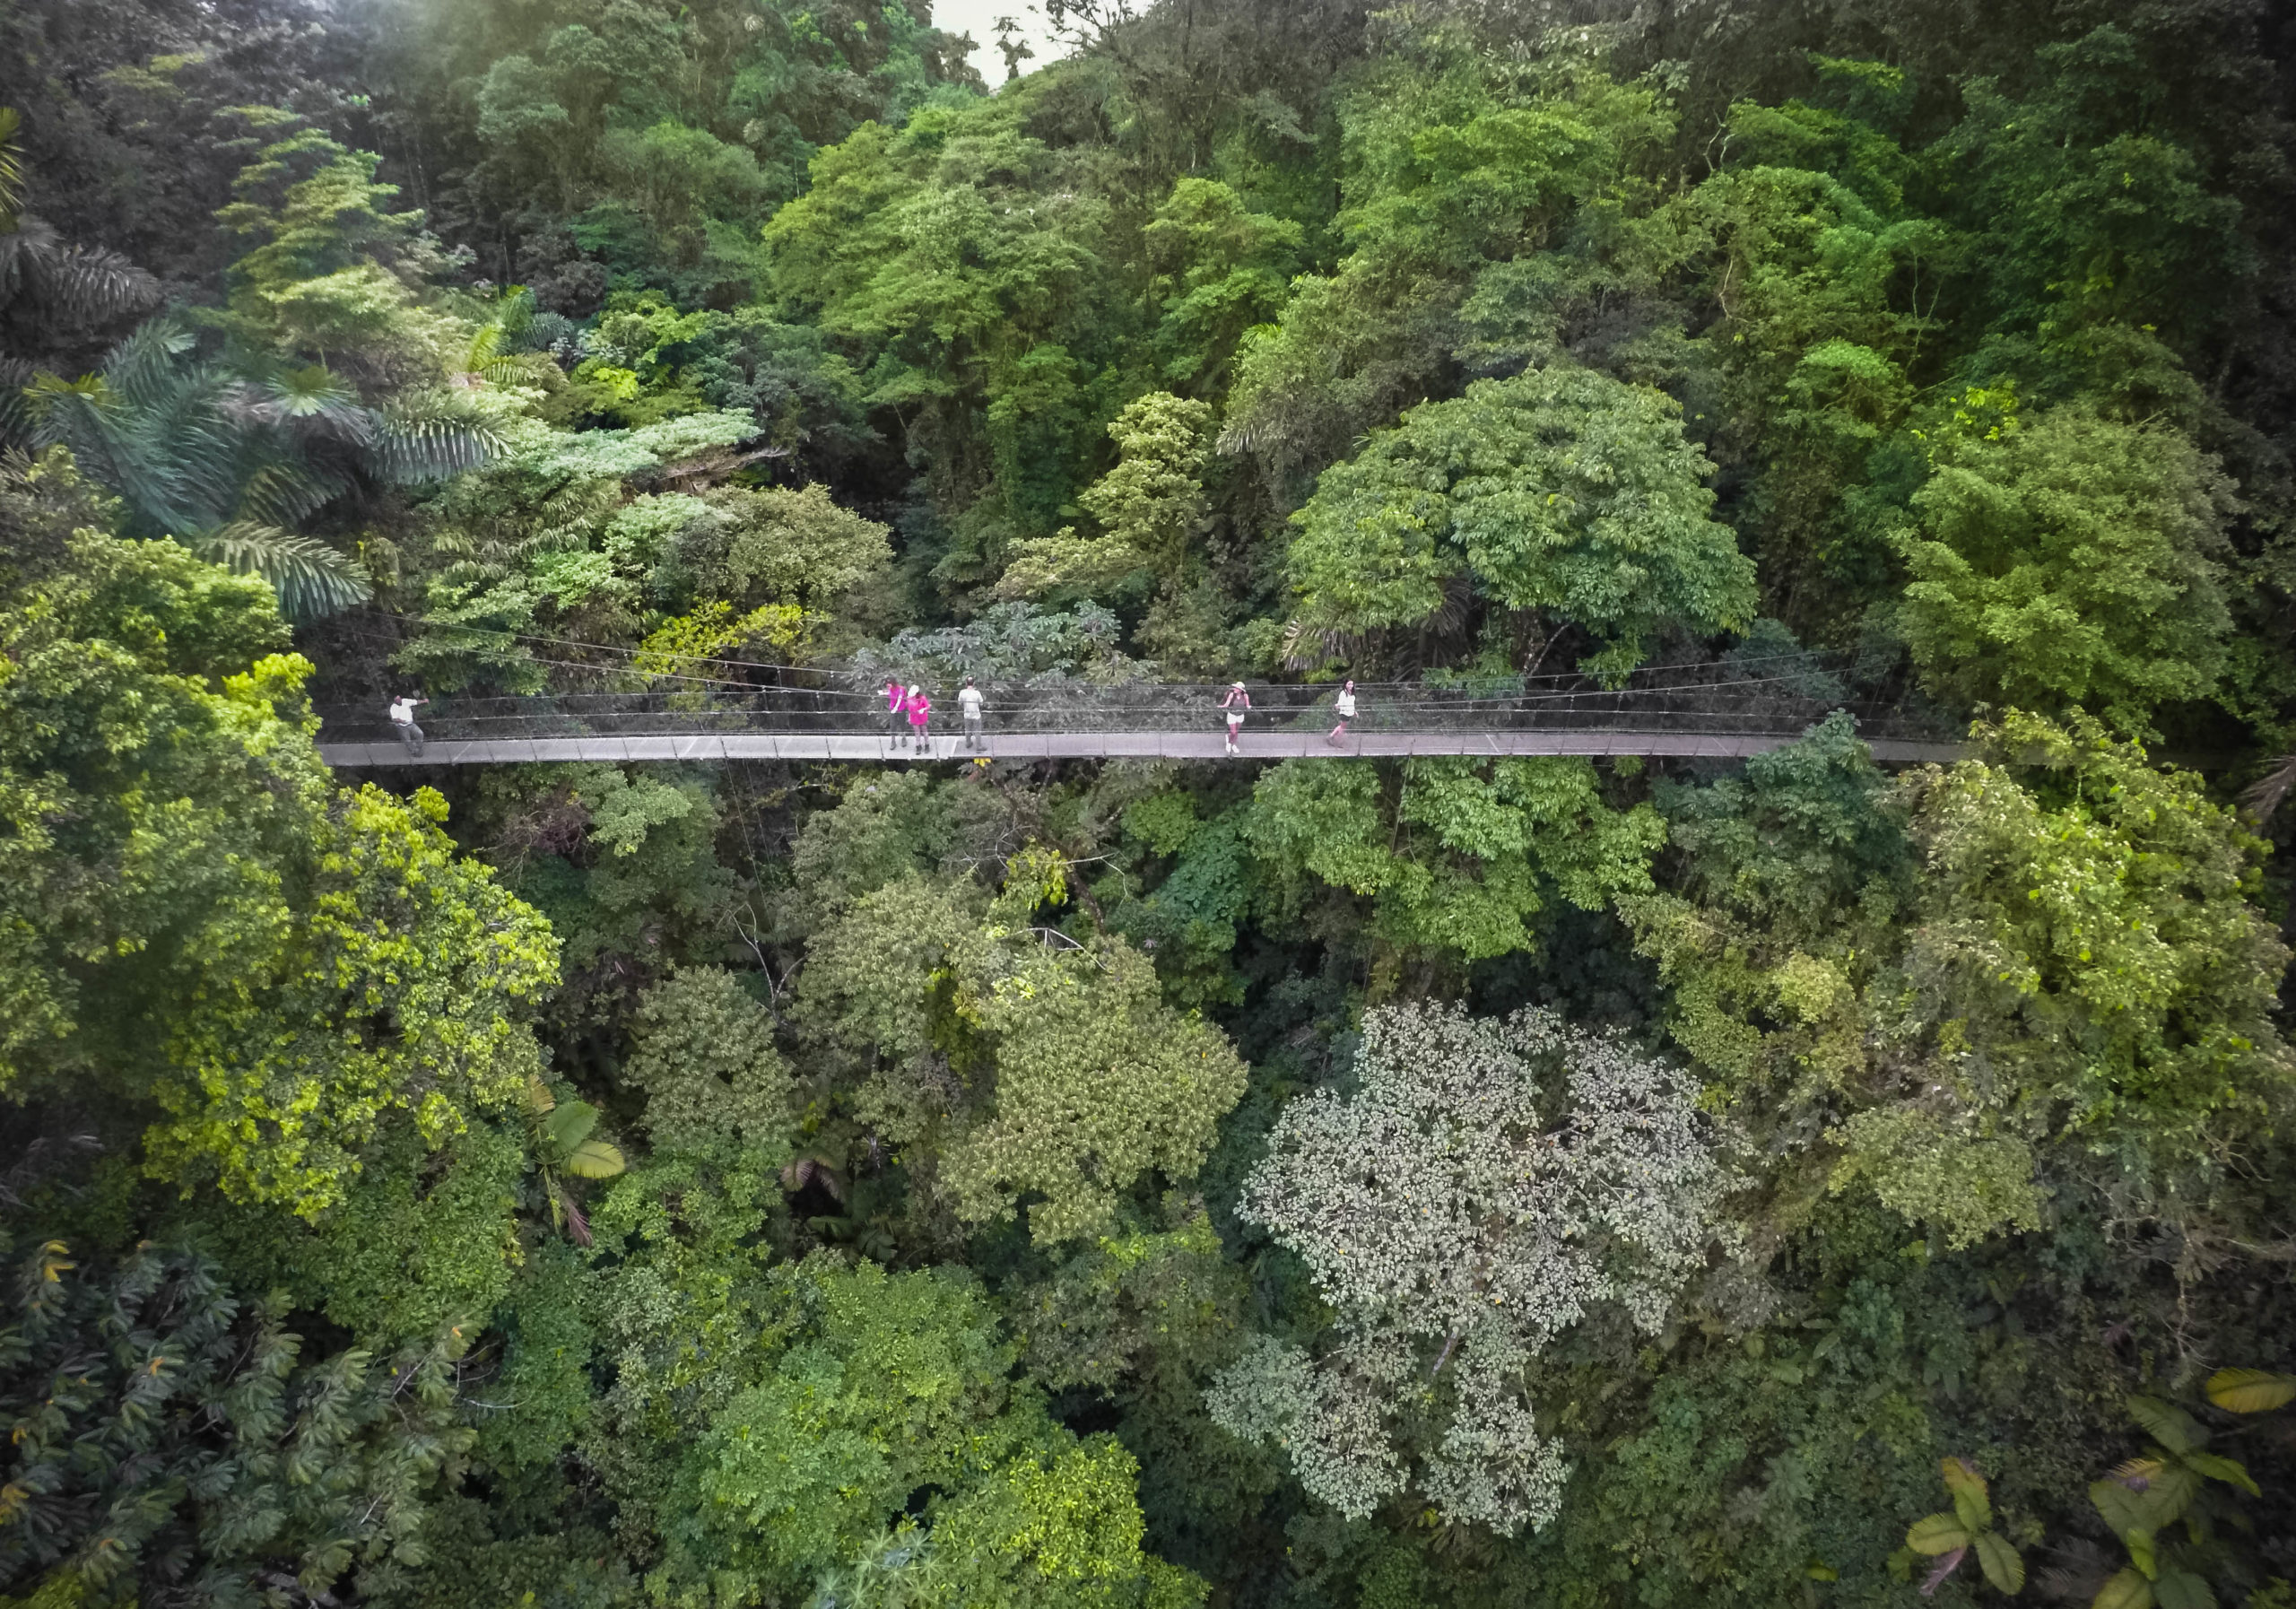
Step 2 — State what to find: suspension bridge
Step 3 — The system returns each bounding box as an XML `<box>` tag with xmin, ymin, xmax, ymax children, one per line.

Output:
<box><xmin>315</xmin><ymin>654</ymin><xmax>1966</xmax><ymax>768</ymax></box>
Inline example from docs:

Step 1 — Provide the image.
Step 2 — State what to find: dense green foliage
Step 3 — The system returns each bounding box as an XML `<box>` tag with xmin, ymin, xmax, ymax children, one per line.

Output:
<box><xmin>4</xmin><ymin>0</ymin><xmax>2296</xmax><ymax>1605</ymax></box>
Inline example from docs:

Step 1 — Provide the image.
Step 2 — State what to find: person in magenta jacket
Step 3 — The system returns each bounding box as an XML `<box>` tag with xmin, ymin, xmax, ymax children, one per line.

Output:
<box><xmin>905</xmin><ymin>683</ymin><xmax>932</xmax><ymax>750</ymax></box>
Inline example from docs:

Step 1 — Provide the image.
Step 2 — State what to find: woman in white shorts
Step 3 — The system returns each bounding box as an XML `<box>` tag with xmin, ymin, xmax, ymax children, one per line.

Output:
<box><xmin>1219</xmin><ymin>682</ymin><xmax>1250</xmax><ymax>755</ymax></box>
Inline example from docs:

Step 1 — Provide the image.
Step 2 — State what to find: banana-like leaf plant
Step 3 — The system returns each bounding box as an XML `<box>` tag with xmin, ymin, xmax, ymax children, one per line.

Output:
<box><xmin>526</xmin><ymin>1074</ymin><xmax>626</xmax><ymax>1245</ymax></box>
<box><xmin>2087</xmin><ymin>1396</ymin><xmax>2260</xmax><ymax>1609</ymax></box>
<box><xmin>1907</xmin><ymin>1457</ymin><xmax>2025</xmax><ymax>1595</ymax></box>
<box><xmin>1909</xmin><ymin>1459</ymin><xmax>2020</xmax><ymax>1597</ymax></box>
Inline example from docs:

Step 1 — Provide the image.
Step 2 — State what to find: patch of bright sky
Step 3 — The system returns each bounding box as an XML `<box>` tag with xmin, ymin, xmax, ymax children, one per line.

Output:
<box><xmin>925</xmin><ymin>0</ymin><xmax>1078</xmax><ymax>80</ymax></box>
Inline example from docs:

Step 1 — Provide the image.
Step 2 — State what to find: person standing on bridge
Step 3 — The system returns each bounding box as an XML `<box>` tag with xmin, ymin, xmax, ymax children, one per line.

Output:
<box><xmin>905</xmin><ymin>683</ymin><xmax>932</xmax><ymax>752</ymax></box>
<box><xmin>388</xmin><ymin>693</ymin><xmax>427</xmax><ymax>757</ymax></box>
<box><xmin>1327</xmin><ymin>680</ymin><xmax>1357</xmax><ymax>747</ymax></box>
<box><xmin>884</xmin><ymin>678</ymin><xmax>908</xmax><ymax>748</ymax></box>
<box><xmin>1220</xmin><ymin>681</ymin><xmax>1250</xmax><ymax>756</ymax></box>
<box><xmin>958</xmin><ymin>677</ymin><xmax>986</xmax><ymax>752</ymax></box>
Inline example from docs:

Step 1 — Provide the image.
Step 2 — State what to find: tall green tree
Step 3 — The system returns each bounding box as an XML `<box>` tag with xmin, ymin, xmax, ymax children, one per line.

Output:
<box><xmin>1892</xmin><ymin>404</ymin><xmax>2234</xmax><ymax>735</ymax></box>
<box><xmin>0</xmin><ymin>515</ymin><xmax>557</xmax><ymax>1216</ymax></box>
<box><xmin>1285</xmin><ymin>367</ymin><xmax>1758</xmax><ymax>680</ymax></box>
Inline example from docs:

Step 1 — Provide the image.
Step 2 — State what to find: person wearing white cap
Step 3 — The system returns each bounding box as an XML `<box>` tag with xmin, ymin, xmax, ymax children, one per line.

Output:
<box><xmin>904</xmin><ymin>683</ymin><xmax>931</xmax><ymax>751</ymax></box>
<box><xmin>1219</xmin><ymin>681</ymin><xmax>1250</xmax><ymax>756</ymax></box>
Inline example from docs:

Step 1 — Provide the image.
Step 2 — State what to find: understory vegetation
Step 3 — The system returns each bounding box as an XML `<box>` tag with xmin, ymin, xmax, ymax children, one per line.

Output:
<box><xmin>4</xmin><ymin>0</ymin><xmax>2296</xmax><ymax>1605</ymax></box>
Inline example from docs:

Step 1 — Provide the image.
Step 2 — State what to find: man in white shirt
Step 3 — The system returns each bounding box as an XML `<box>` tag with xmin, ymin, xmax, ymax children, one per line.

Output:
<box><xmin>1327</xmin><ymin>680</ymin><xmax>1357</xmax><ymax>747</ymax></box>
<box><xmin>388</xmin><ymin>694</ymin><xmax>427</xmax><ymax>757</ymax></box>
<box><xmin>958</xmin><ymin>677</ymin><xmax>987</xmax><ymax>752</ymax></box>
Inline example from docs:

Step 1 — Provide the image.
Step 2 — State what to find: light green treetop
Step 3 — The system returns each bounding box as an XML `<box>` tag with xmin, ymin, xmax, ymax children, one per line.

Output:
<box><xmin>623</xmin><ymin>966</ymin><xmax>796</xmax><ymax>1154</ymax></box>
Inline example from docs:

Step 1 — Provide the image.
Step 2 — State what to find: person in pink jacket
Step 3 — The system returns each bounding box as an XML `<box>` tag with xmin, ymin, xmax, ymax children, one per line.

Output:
<box><xmin>905</xmin><ymin>683</ymin><xmax>932</xmax><ymax>750</ymax></box>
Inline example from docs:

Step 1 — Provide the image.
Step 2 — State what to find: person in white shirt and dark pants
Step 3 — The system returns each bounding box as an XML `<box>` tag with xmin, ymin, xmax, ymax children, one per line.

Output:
<box><xmin>389</xmin><ymin>695</ymin><xmax>427</xmax><ymax>757</ymax></box>
<box><xmin>959</xmin><ymin>678</ymin><xmax>986</xmax><ymax>752</ymax></box>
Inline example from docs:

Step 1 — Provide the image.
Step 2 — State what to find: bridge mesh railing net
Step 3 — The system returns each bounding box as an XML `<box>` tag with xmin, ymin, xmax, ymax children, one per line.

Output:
<box><xmin>317</xmin><ymin>661</ymin><xmax>1952</xmax><ymax>748</ymax></box>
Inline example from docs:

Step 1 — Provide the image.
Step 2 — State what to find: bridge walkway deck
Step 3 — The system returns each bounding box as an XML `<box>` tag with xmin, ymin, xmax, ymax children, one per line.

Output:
<box><xmin>319</xmin><ymin>729</ymin><xmax>1968</xmax><ymax>767</ymax></box>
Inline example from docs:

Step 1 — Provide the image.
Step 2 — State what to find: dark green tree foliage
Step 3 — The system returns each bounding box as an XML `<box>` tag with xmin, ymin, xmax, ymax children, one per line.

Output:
<box><xmin>0</xmin><ymin>1239</ymin><xmax>472</xmax><ymax>1608</ymax></box>
<box><xmin>383</xmin><ymin>0</ymin><xmax>979</xmax><ymax>304</ymax></box>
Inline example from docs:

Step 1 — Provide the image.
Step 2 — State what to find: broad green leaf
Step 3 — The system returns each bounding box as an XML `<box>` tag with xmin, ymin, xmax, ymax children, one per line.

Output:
<box><xmin>2125</xmin><ymin>1530</ymin><xmax>2158</xmax><ymax>1579</ymax></box>
<box><xmin>565</xmin><ymin>1139</ymin><xmax>626</xmax><ymax>1179</ymax></box>
<box><xmin>2151</xmin><ymin>1570</ymin><xmax>2216</xmax><ymax>1609</ymax></box>
<box><xmin>2179</xmin><ymin>1450</ymin><xmax>2259</xmax><ymax>1498</ymax></box>
<box><xmin>1944</xmin><ymin>1457</ymin><xmax>1993</xmax><ymax>1532</ymax></box>
<box><xmin>2094</xmin><ymin>1570</ymin><xmax>2154</xmax><ymax>1609</ymax></box>
<box><xmin>1974</xmin><ymin>1532</ymin><xmax>2024</xmax><ymax>1595</ymax></box>
<box><xmin>2092</xmin><ymin>1470</ymin><xmax>2185</xmax><ymax>1539</ymax></box>
<box><xmin>2126</xmin><ymin>1396</ymin><xmax>2205</xmax><ymax>1457</ymax></box>
<box><xmin>2204</xmin><ymin>1369</ymin><xmax>2296</xmax><ymax>1414</ymax></box>
<box><xmin>1907</xmin><ymin>1513</ymin><xmax>1971</xmax><ymax>1555</ymax></box>
<box><xmin>543</xmin><ymin>1100</ymin><xmax>600</xmax><ymax>1152</ymax></box>
<box><xmin>2141</xmin><ymin>1462</ymin><xmax>2201</xmax><ymax>1520</ymax></box>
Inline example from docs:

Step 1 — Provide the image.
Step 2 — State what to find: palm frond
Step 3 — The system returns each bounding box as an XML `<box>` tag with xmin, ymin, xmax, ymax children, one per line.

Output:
<box><xmin>187</xmin><ymin>521</ymin><xmax>372</xmax><ymax>621</ymax></box>
<box><xmin>234</xmin><ymin>457</ymin><xmax>345</xmax><ymax>529</ymax></box>
<box><xmin>39</xmin><ymin>243</ymin><xmax>160</xmax><ymax>326</ymax></box>
<box><xmin>0</xmin><ymin>213</ymin><xmax>56</xmax><ymax>305</ymax></box>
<box><xmin>370</xmin><ymin>400</ymin><xmax>505</xmax><ymax>483</ymax></box>
<box><xmin>222</xmin><ymin>366</ymin><xmax>378</xmax><ymax>447</ymax></box>
<box><xmin>464</xmin><ymin>321</ymin><xmax>503</xmax><ymax>374</ymax></box>
<box><xmin>101</xmin><ymin>318</ymin><xmax>198</xmax><ymax>406</ymax></box>
<box><xmin>2240</xmin><ymin>756</ymin><xmax>2296</xmax><ymax>822</ymax></box>
<box><xmin>0</xmin><ymin>213</ymin><xmax>159</xmax><ymax>327</ymax></box>
<box><xmin>22</xmin><ymin>370</ymin><xmax>199</xmax><ymax>532</ymax></box>
<box><xmin>0</xmin><ymin>108</ymin><xmax>24</xmax><ymax>227</ymax></box>
<box><xmin>0</xmin><ymin>355</ymin><xmax>37</xmax><ymax>444</ymax></box>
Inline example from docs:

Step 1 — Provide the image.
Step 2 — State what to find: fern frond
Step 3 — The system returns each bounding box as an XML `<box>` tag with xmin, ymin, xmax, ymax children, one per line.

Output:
<box><xmin>187</xmin><ymin>522</ymin><xmax>372</xmax><ymax>621</ymax></box>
